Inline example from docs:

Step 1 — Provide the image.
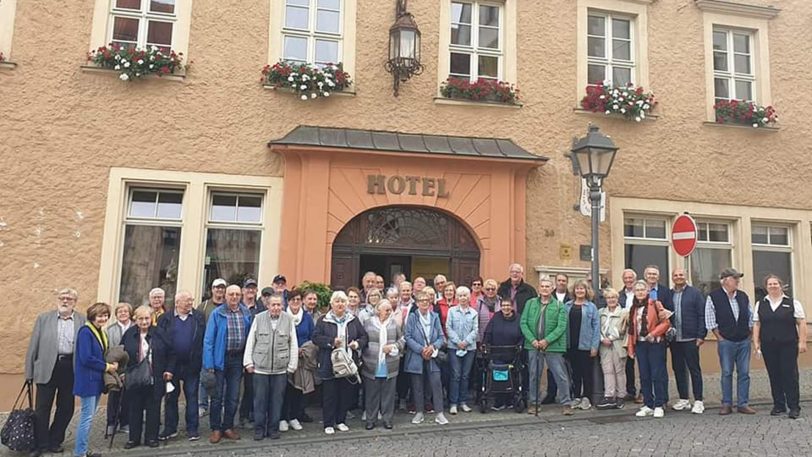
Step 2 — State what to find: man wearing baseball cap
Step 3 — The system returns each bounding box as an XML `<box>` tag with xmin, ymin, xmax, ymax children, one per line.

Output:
<box><xmin>272</xmin><ymin>275</ymin><xmax>289</xmax><ymax>308</ymax></box>
<box><xmin>198</xmin><ymin>278</ymin><xmax>227</xmax><ymax>417</ymax></box>
<box><xmin>704</xmin><ymin>268</ymin><xmax>755</xmax><ymax>415</ymax></box>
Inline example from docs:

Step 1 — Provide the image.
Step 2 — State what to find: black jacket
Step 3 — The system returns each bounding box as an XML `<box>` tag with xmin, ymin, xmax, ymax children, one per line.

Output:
<box><xmin>311</xmin><ymin>314</ymin><xmax>368</xmax><ymax>380</ymax></box>
<box><xmin>497</xmin><ymin>279</ymin><xmax>538</xmax><ymax>315</ymax></box>
<box><xmin>122</xmin><ymin>325</ymin><xmax>176</xmax><ymax>383</ymax></box>
<box><xmin>156</xmin><ymin>310</ymin><xmax>205</xmax><ymax>374</ymax></box>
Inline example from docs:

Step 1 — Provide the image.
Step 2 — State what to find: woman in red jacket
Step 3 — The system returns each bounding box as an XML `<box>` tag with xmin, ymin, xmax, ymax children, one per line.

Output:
<box><xmin>627</xmin><ymin>280</ymin><xmax>671</xmax><ymax>419</ymax></box>
<box><xmin>435</xmin><ymin>282</ymin><xmax>458</xmax><ymax>333</ymax></box>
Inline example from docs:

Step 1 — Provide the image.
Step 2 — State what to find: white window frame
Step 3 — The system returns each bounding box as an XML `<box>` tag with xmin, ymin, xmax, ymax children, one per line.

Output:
<box><xmin>448</xmin><ymin>0</ymin><xmax>505</xmax><ymax>81</ymax></box>
<box><xmin>586</xmin><ymin>10</ymin><xmax>636</xmax><ymax>86</ymax></box>
<box><xmin>751</xmin><ymin>222</ymin><xmax>794</xmax><ymax>290</ymax></box>
<box><xmin>90</xmin><ymin>0</ymin><xmax>192</xmax><ymax>58</ymax></box>
<box><xmin>0</xmin><ymin>0</ymin><xmax>18</xmax><ymax>61</ymax></box>
<box><xmin>107</xmin><ymin>0</ymin><xmax>178</xmax><ymax>50</ymax></box>
<box><xmin>207</xmin><ymin>191</ymin><xmax>266</xmax><ymax>227</ymax></box>
<box><xmin>712</xmin><ymin>27</ymin><xmax>755</xmax><ymax>103</ymax></box>
<box><xmin>623</xmin><ymin>216</ymin><xmax>668</xmax><ymax>243</ymax></box>
<box><xmin>281</xmin><ymin>0</ymin><xmax>344</xmax><ymax>65</ymax></box>
<box><xmin>694</xmin><ymin>219</ymin><xmax>734</xmax><ymax>262</ymax></box>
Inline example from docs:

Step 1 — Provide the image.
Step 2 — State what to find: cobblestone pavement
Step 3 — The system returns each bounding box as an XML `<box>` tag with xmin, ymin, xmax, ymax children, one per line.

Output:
<box><xmin>3</xmin><ymin>367</ymin><xmax>811</xmax><ymax>457</ymax></box>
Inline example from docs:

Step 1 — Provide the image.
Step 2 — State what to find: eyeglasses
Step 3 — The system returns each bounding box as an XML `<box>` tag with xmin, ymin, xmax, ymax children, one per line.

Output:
<box><xmin>472</xmin><ymin>282</ymin><xmax>482</xmax><ymax>286</ymax></box>
<box><xmin>484</xmin><ymin>287</ymin><xmax>496</xmax><ymax>291</ymax></box>
<box><xmin>417</xmin><ymin>298</ymin><xmax>430</xmax><ymax>302</ymax></box>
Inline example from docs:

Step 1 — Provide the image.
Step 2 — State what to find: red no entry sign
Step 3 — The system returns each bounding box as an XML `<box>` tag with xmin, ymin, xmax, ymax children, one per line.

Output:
<box><xmin>672</xmin><ymin>214</ymin><xmax>698</xmax><ymax>257</ymax></box>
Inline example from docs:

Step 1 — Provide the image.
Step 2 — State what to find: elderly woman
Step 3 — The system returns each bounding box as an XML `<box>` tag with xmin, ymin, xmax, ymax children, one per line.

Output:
<box><xmin>565</xmin><ymin>279</ymin><xmax>600</xmax><ymax>410</ymax></box>
<box><xmin>303</xmin><ymin>290</ymin><xmax>323</xmax><ymax>323</ymax></box>
<box><xmin>105</xmin><ymin>303</ymin><xmax>133</xmax><ymax>437</ymax></box>
<box><xmin>597</xmin><ymin>288</ymin><xmax>629</xmax><ymax>410</ymax></box>
<box><xmin>405</xmin><ymin>292</ymin><xmax>448</xmax><ymax>425</ymax></box>
<box><xmin>358</xmin><ymin>287</ymin><xmax>382</xmax><ymax>324</ymax></box>
<box><xmin>446</xmin><ymin>286</ymin><xmax>478</xmax><ymax>415</ymax></box>
<box><xmin>476</xmin><ymin>279</ymin><xmax>500</xmax><ymax>343</ymax></box>
<box><xmin>280</xmin><ymin>289</ymin><xmax>315</xmax><ymax>431</ymax></box>
<box><xmin>312</xmin><ymin>291</ymin><xmax>368</xmax><ymax>434</ymax></box>
<box><xmin>628</xmin><ymin>280</ymin><xmax>671</xmax><ymax>418</ymax></box>
<box><xmin>361</xmin><ymin>299</ymin><xmax>404</xmax><ymax>430</ymax></box>
<box><xmin>122</xmin><ymin>305</ymin><xmax>175</xmax><ymax>449</ymax></box>
<box><xmin>753</xmin><ymin>275</ymin><xmax>808</xmax><ymax>419</ymax></box>
<box><xmin>74</xmin><ymin>302</ymin><xmax>117</xmax><ymax>457</ymax></box>
<box><xmin>470</xmin><ymin>276</ymin><xmax>484</xmax><ymax>304</ymax></box>
<box><xmin>347</xmin><ymin>287</ymin><xmax>362</xmax><ymax>316</ymax></box>
<box><xmin>436</xmin><ymin>282</ymin><xmax>458</xmax><ymax>331</ymax></box>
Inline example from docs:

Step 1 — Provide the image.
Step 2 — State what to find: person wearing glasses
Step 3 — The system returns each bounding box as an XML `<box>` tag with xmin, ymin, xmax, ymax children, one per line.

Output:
<box><xmin>404</xmin><ymin>292</ymin><xmax>448</xmax><ymax>425</ymax></box>
<box><xmin>476</xmin><ymin>279</ymin><xmax>500</xmax><ymax>344</ymax></box>
<box><xmin>280</xmin><ymin>289</ymin><xmax>316</xmax><ymax>431</ymax></box>
<box><xmin>470</xmin><ymin>276</ymin><xmax>484</xmax><ymax>304</ymax></box>
<box><xmin>358</xmin><ymin>288</ymin><xmax>382</xmax><ymax>325</ymax></box>
<box><xmin>361</xmin><ymin>299</ymin><xmax>404</xmax><ymax>429</ymax></box>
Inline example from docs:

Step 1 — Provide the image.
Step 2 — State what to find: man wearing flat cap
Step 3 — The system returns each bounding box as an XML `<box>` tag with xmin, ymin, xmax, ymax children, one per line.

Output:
<box><xmin>705</xmin><ymin>268</ymin><xmax>755</xmax><ymax>415</ymax></box>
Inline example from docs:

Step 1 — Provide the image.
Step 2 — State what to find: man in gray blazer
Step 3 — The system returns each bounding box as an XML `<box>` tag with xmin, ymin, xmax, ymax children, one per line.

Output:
<box><xmin>24</xmin><ymin>288</ymin><xmax>87</xmax><ymax>457</ymax></box>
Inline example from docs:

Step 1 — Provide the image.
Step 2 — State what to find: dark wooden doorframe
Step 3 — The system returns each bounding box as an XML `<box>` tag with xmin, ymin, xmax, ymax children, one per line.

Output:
<box><xmin>330</xmin><ymin>206</ymin><xmax>481</xmax><ymax>290</ymax></box>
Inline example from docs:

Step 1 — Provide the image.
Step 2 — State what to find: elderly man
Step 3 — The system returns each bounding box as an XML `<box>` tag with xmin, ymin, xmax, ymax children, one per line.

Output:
<box><xmin>643</xmin><ymin>265</ymin><xmax>673</xmax><ymax>311</ymax></box>
<box><xmin>706</xmin><ymin>268</ymin><xmax>755</xmax><ymax>415</ymax></box>
<box><xmin>361</xmin><ymin>271</ymin><xmax>377</xmax><ymax>301</ymax></box>
<box><xmin>203</xmin><ymin>285</ymin><xmax>254</xmax><ymax>443</ymax></box>
<box><xmin>149</xmin><ymin>287</ymin><xmax>167</xmax><ymax>325</ymax></box>
<box><xmin>554</xmin><ymin>274</ymin><xmax>571</xmax><ymax>305</ymax></box>
<box><xmin>244</xmin><ymin>295</ymin><xmax>299</xmax><ymax>440</ymax></box>
<box><xmin>375</xmin><ymin>275</ymin><xmax>385</xmax><ymax>291</ymax></box>
<box><xmin>271</xmin><ymin>275</ymin><xmax>289</xmax><ymax>308</ymax></box>
<box><xmin>617</xmin><ymin>269</ymin><xmax>639</xmax><ymax>401</ymax></box>
<box><xmin>396</xmin><ymin>281</ymin><xmax>417</xmax><ymax>327</ymax></box>
<box><xmin>413</xmin><ymin>277</ymin><xmax>427</xmax><ymax>295</ymax></box>
<box><xmin>239</xmin><ymin>278</ymin><xmax>265</xmax><ymax>427</ymax></box>
<box><xmin>199</xmin><ymin>278</ymin><xmax>227</xmax><ymax>322</ymax></box>
<box><xmin>25</xmin><ymin>288</ymin><xmax>87</xmax><ymax>457</ymax></box>
<box><xmin>433</xmin><ymin>275</ymin><xmax>447</xmax><ymax>301</ymax></box>
<box><xmin>158</xmin><ymin>291</ymin><xmax>206</xmax><ymax>441</ymax></box>
<box><xmin>669</xmin><ymin>268</ymin><xmax>707</xmax><ymax>414</ymax></box>
<box><xmin>497</xmin><ymin>263</ymin><xmax>538</xmax><ymax>315</ymax></box>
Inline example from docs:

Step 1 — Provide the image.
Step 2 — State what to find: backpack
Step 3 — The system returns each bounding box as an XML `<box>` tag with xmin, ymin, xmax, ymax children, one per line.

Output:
<box><xmin>331</xmin><ymin>347</ymin><xmax>360</xmax><ymax>384</ymax></box>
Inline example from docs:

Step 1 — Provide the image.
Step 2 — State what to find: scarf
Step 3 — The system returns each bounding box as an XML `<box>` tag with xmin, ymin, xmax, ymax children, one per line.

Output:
<box><xmin>632</xmin><ymin>298</ymin><xmax>649</xmax><ymax>337</ymax></box>
<box><xmin>287</xmin><ymin>306</ymin><xmax>303</xmax><ymax>326</ymax></box>
<box><xmin>373</xmin><ymin>315</ymin><xmax>392</xmax><ymax>365</ymax></box>
<box><xmin>480</xmin><ymin>295</ymin><xmax>498</xmax><ymax>312</ymax></box>
<box><xmin>85</xmin><ymin>321</ymin><xmax>108</xmax><ymax>353</ymax></box>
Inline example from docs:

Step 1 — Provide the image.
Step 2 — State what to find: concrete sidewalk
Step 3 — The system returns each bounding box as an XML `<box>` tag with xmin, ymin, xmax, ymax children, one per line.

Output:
<box><xmin>3</xmin><ymin>367</ymin><xmax>810</xmax><ymax>457</ymax></box>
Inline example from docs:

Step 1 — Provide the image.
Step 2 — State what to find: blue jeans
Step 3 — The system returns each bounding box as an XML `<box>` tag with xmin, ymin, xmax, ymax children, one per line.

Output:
<box><xmin>253</xmin><ymin>373</ymin><xmax>287</xmax><ymax>436</ymax></box>
<box><xmin>164</xmin><ymin>361</ymin><xmax>200</xmax><ymax>435</ymax></box>
<box><xmin>636</xmin><ymin>341</ymin><xmax>668</xmax><ymax>408</ymax></box>
<box><xmin>210</xmin><ymin>353</ymin><xmax>244</xmax><ymax>432</ymax></box>
<box><xmin>527</xmin><ymin>350</ymin><xmax>572</xmax><ymax>405</ymax></box>
<box><xmin>73</xmin><ymin>395</ymin><xmax>99</xmax><ymax>457</ymax></box>
<box><xmin>449</xmin><ymin>350</ymin><xmax>475</xmax><ymax>405</ymax></box>
<box><xmin>718</xmin><ymin>338</ymin><xmax>751</xmax><ymax>407</ymax></box>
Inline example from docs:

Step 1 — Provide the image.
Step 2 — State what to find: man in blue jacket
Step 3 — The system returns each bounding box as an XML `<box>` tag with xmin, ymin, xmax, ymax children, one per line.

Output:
<box><xmin>669</xmin><ymin>268</ymin><xmax>707</xmax><ymax>414</ymax></box>
<box><xmin>203</xmin><ymin>285</ymin><xmax>253</xmax><ymax>444</ymax></box>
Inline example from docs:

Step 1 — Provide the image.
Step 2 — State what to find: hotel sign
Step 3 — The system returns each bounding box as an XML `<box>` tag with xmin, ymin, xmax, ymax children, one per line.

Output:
<box><xmin>367</xmin><ymin>175</ymin><xmax>450</xmax><ymax>198</ymax></box>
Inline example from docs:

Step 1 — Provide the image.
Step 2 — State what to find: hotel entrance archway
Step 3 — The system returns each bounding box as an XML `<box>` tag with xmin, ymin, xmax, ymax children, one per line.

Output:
<box><xmin>331</xmin><ymin>206</ymin><xmax>480</xmax><ymax>290</ymax></box>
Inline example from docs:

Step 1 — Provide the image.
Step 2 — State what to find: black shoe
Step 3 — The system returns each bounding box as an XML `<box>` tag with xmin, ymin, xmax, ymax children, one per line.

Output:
<box><xmin>123</xmin><ymin>442</ymin><xmax>140</xmax><ymax>450</ymax></box>
<box><xmin>540</xmin><ymin>395</ymin><xmax>556</xmax><ymax>405</ymax></box>
<box><xmin>47</xmin><ymin>446</ymin><xmax>64</xmax><ymax>453</ymax></box>
<box><xmin>789</xmin><ymin>409</ymin><xmax>800</xmax><ymax>419</ymax></box>
<box><xmin>365</xmin><ymin>422</ymin><xmax>375</xmax><ymax>430</ymax></box>
<box><xmin>147</xmin><ymin>441</ymin><xmax>159</xmax><ymax>448</ymax></box>
<box><xmin>158</xmin><ymin>431</ymin><xmax>178</xmax><ymax>441</ymax></box>
<box><xmin>86</xmin><ymin>452</ymin><xmax>102</xmax><ymax>457</ymax></box>
<box><xmin>596</xmin><ymin>397</ymin><xmax>616</xmax><ymax>410</ymax></box>
<box><xmin>300</xmin><ymin>413</ymin><xmax>314</xmax><ymax>423</ymax></box>
<box><xmin>383</xmin><ymin>422</ymin><xmax>393</xmax><ymax>430</ymax></box>
<box><xmin>770</xmin><ymin>407</ymin><xmax>787</xmax><ymax>416</ymax></box>
<box><xmin>253</xmin><ymin>432</ymin><xmax>264</xmax><ymax>441</ymax></box>
<box><xmin>615</xmin><ymin>398</ymin><xmax>625</xmax><ymax>409</ymax></box>
<box><xmin>268</xmin><ymin>432</ymin><xmax>280</xmax><ymax>440</ymax></box>
<box><xmin>623</xmin><ymin>394</ymin><xmax>636</xmax><ymax>401</ymax></box>
<box><xmin>29</xmin><ymin>449</ymin><xmax>43</xmax><ymax>457</ymax></box>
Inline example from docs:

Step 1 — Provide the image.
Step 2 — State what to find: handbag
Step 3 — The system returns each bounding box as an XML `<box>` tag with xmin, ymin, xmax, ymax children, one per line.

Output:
<box><xmin>125</xmin><ymin>347</ymin><xmax>153</xmax><ymax>390</ymax></box>
<box><xmin>331</xmin><ymin>347</ymin><xmax>360</xmax><ymax>383</ymax></box>
<box><xmin>1</xmin><ymin>381</ymin><xmax>36</xmax><ymax>452</ymax></box>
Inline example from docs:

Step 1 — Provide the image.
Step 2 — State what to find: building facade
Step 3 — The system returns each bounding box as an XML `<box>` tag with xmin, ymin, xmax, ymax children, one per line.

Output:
<box><xmin>1</xmin><ymin>0</ymin><xmax>811</xmax><ymax>406</ymax></box>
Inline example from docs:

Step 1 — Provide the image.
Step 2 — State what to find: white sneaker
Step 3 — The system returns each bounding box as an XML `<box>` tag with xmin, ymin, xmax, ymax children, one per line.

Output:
<box><xmin>278</xmin><ymin>420</ymin><xmax>289</xmax><ymax>432</ymax></box>
<box><xmin>579</xmin><ymin>397</ymin><xmax>592</xmax><ymax>410</ymax></box>
<box><xmin>691</xmin><ymin>400</ymin><xmax>705</xmax><ymax>414</ymax></box>
<box><xmin>289</xmin><ymin>419</ymin><xmax>303</xmax><ymax>430</ymax></box>
<box><xmin>635</xmin><ymin>406</ymin><xmax>654</xmax><ymax>417</ymax></box>
<box><xmin>324</xmin><ymin>427</ymin><xmax>335</xmax><ymax>435</ymax></box>
<box><xmin>672</xmin><ymin>399</ymin><xmax>691</xmax><ymax>411</ymax></box>
<box><xmin>435</xmin><ymin>412</ymin><xmax>449</xmax><ymax>425</ymax></box>
<box><xmin>449</xmin><ymin>405</ymin><xmax>458</xmax><ymax>415</ymax></box>
<box><xmin>460</xmin><ymin>403</ymin><xmax>472</xmax><ymax>413</ymax></box>
<box><xmin>653</xmin><ymin>407</ymin><xmax>665</xmax><ymax>418</ymax></box>
<box><xmin>336</xmin><ymin>423</ymin><xmax>350</xmax><ymax>432</ymax></box>
<box><xmin>361</xmin><ymin>411</ymin><xmax>367</xmax><ymax>421</ymax></box>
<box><xmin>411</xmin><ymin>412</ymin><xmax>424</xmax><ymax>424</ymax></box>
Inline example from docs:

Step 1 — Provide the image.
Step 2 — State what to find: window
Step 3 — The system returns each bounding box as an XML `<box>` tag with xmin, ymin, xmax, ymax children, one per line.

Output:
<box><xmin>713</xmin><ymin>28</ymin><xmax>754</xmax><ymax>103</ymax></box>
<box><xmin>0</xmin><ymin>0</ymin><xmax>17</xmax><ymax>61</ymax></box>
<box><xmin>119</xmin><ymin>188</ymin><xmax>183</xmax><ymax>307</ymax></box>
<box><xmin>691</xmin><ymin>221</ymin><xmax>733</xmax><ymax>296</ymax></box>
<box><xmin>282</xmin><ymin>0</ymin><xmax>342</xmax><ymax>65</ymax></box>
<box><xmin>108</xmin><ymin>0</ymin><xmax>177</xmax><ymax>51</ymax></box>
<box><xmin>623</xmin><ymin>216</ymin><xmax>669</xmax><ymax>280</ymax></box>
<box><xmin>449</xmin><ymin>1</ymin><xmax>503</xmax><ymax>81</ymax></box>
<box><xmin>752</xmin><ymin>224</ymin><xmax>792</xmax><ymax>301</ymax></box>
<box><xmin>587</xmin><ymin>12</ymin><xmax>634</xmax><ymax>86</ymax></box>
<box><xmin>202</xmin><ymin>192</ymin><xmax>264</xmax><ymax>298</ymax></box>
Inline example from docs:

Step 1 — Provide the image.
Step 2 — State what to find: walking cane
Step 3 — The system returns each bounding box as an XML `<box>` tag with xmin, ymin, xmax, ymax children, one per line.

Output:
<box><xmin>535</xmin><ymin>347</ymin><xmax>541</xmax><ymax>417</ymax></box>
<box><xmin>108</xmin><ymin>387</ymin><xmax>124</xmax><ymax>450</ymax></box>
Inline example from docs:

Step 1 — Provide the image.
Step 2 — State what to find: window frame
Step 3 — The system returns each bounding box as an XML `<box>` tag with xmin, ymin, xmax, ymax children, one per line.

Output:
<box><xmin>712</xmin><ymin>27</ymin><xmax>756</xmax><ymax>103</ymax></box>
<box><xmin>108</xmin><ymin>0</ymin><xmax>178</xmax><ymax>50</ymax></box>
<box><xmin>0</xmin><ymin>0</ymin><xmax>18</xmax><ymax>61</ymax></box>
<box><xmin>207</xmin><ymin>191</ymin><xmax>266</xmax><ymax>226</ymax></box>
<box><xmin>281</xmin><ymin>0</ymin><xmax>344</xmax><ymax>65</ymax></box>
<box><xmin>448</xmin><ymin>0</ymin><xmax>506</xmax><ymax>81</ymax></box>
<box><xmin>586</xmin><ymin>10</ymin><xmax>636</xmax><ymax>86</ymax></box>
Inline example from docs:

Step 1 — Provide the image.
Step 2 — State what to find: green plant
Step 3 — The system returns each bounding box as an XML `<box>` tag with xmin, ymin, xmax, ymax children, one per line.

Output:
<box><xmin>440</xmin><ymin>77</ymin><xmax>519</xmax><ymax>104</ymax></box>
<box><xmin>295</xmin><ymin>281</ymin><xmax>333</xmax><ymax>311</ymax></box>
<box><xmin>713</xmin><ymin>99</ymin><xmax>777</xmax><ymax>128</ymax></box>
<box><xmin>261</xmin><ymin>61</ymin><xmax>351</xmax><ymax>100</ymax></box>
<box><xmin>581</xmin><ymin>82</ymin><xmax>656</xmax><ymax>122</ymax></box>
<box><xmin>87</xmin><ymin>44</ymin><xmax>184</xmax><ymax>81</ymax></box>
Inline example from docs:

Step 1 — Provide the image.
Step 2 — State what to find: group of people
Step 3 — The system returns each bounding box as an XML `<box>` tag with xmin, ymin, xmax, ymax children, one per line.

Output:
<box><xmin>23</xmin><ymin>264</ymin><xmax>807</xmax><ymax>457</ymax></box>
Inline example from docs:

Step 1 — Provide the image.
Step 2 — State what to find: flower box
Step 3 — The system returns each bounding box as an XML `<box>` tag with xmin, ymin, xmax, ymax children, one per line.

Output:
<box><xmin>87</xmin><ymin>44</ymin><xmax>185</xmax><ymax>81</ymax></box>
<box><xmin>713</xmin><ymin>100</ymin><xmax>777</xmax><ymax>128</ymax></box>
<box><xmin>261</xmin><ymin>61</ymin><xmax>351</xmax><ymax>100</ymax></box>
<box><xmin>439</xmin><ymin>77</ymin><xmax>519</xmax><ymax>105</ymax></box>
<box><xmin>581</xmin><ymin>82</ymin><xmax>656</xmax><ymax>122</ymax></box>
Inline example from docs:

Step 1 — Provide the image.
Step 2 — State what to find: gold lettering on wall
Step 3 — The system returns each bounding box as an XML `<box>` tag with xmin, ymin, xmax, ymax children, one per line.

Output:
<box><xmin>366</xmin><ymin>175</ymin><xmax>450</xmax><ymax>198</ymax></box>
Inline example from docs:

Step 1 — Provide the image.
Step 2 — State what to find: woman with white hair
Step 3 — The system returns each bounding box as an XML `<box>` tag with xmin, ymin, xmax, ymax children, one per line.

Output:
<box><xmin>311</xmin><ymin>291</ymin><xmax>368</xmax><ymax>434</ymax></box>
<box><xmin>361</xmin><ymin>299</ymin><xmax>404</xmax><ymax>429</ymax></box>
<box><xmin>446</xmin><ymin>286</ymin><xmax>478</xmax><ymax>414</ymax></box>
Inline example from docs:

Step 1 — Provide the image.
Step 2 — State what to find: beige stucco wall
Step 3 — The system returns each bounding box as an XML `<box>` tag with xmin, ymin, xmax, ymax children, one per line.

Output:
<box><xmin>1</xmin><ymin>0</ymin><xmax>811</xmax><ymax>394</ymax></box>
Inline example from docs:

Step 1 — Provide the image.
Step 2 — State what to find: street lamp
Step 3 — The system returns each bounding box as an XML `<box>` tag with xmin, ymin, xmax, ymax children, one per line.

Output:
<box><xmin>385</xmin><ymin>0</ymin><xmax>423</xmax><ymax>96</ymax></box>
<box><xmin>571</xmin><ymin>124</ymin><xmax>619</xmax><ymax>292</ymax></box>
